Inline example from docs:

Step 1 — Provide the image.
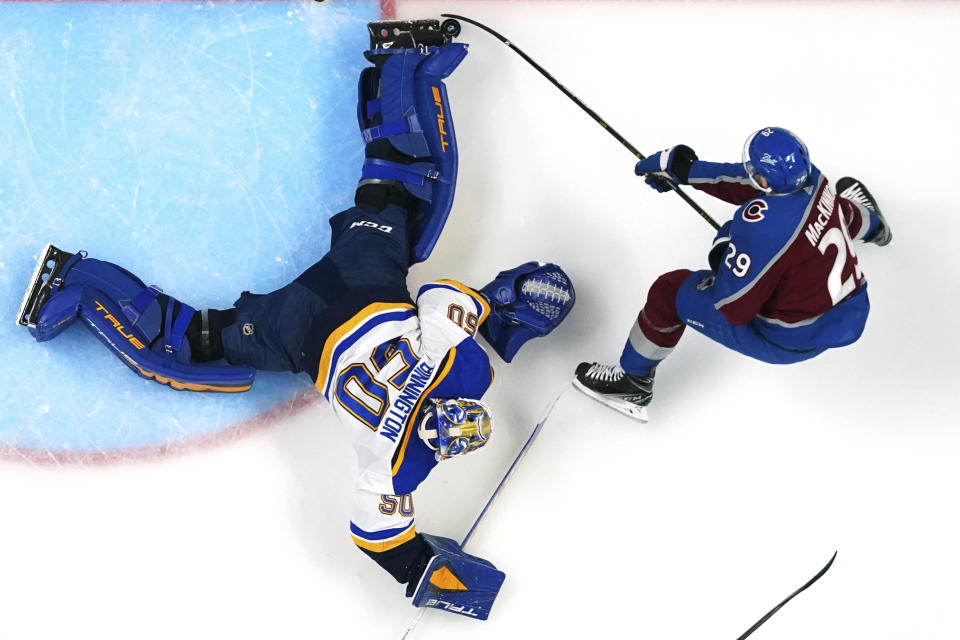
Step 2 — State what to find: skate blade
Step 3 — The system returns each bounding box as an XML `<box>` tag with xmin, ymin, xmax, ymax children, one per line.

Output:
<box><xmin>16</xmin><ymin>242</ymin><xmax>54</xmax><ymax>329</ymax></box>
<box><xmin>571</xmin><ymin>378</ymin><xmax>649</xmax><ymax>423</ymax></box>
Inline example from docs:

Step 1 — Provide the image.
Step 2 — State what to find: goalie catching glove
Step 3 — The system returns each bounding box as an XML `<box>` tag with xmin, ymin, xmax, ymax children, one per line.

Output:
<box><xmin>478</xmin><ymin>261</ymin><xmax>575</xmax><ymax>363</ymax></box>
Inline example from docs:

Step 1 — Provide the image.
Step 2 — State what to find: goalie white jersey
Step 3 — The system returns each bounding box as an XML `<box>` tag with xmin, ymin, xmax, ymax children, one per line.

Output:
<box><xmin>312</xmin><ymin>280</ymin><xmax>492</xmax><ymax>553</ymax></box>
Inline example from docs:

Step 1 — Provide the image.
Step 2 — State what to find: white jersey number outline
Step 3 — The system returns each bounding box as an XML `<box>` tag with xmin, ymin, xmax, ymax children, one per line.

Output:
<box><xmin>724</xmin><ymin>242</ymin><xmax>752</xmax><ymax>278</ymax></box>
<box><xmin>818</xmin><ymin>223</ymin><xmax>862</xmax><ymax>306</ymax></box>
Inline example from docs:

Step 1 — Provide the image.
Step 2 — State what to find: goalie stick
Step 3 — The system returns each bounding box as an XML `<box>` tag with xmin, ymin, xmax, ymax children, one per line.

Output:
<box><xmin>399</xmin><ymin>383</ymin><xmax>572</xmax><ymax>639</ymax></box>
<box><xmin>400</xmin><ymin>381</ymin><xmax>835</xmax><ymax>638</ymax></box>
<box><xmin>440</xmin><ymin>13</ymin><xmax>721</xmax><ymax>231</ymax></box>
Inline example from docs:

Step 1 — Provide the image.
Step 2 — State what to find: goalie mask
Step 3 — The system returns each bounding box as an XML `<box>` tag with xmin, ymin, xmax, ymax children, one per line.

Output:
<box><xmin>418</xmin><ymin>398</ymin><xmax>493</xmax><ymax>461</ymax></box>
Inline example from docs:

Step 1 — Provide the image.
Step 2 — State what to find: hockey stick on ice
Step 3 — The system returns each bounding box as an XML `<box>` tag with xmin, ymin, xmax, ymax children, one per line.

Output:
<box><xmin>459</xmin><ymin>384</ymin><xmax>569</xmax><ymax>547</ymax></box>
<box><xmin>735</xmin><ymin>551</ymin><xmax>837</xmax><ymax>640</ymax></box>
<box><xmin>399</xmin><ymin>383</ymin><xmax>571</xmax><ymax>639</ymax></box>
<box><xmin>441</xmin><ymin>13</ymin><xmax>721</xmax><ymax>231</ymax></box>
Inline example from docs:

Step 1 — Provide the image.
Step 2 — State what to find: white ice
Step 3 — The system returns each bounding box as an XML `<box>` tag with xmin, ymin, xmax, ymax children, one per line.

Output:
<box><xmin>2</xmin><ymin>1</ymin><xmax>959</xmax><ymax>639</ymax></box>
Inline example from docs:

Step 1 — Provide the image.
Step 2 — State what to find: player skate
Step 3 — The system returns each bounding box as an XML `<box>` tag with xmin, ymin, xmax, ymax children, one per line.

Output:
<box><xmin>836</xmin><ymin>177</ymin><xmax>892</xmax><ymax>246</ymax></box>
<box><xmin>573</xmin><ymin>362</ymin><xmax>653</xmax><ymax>422</ymax></box>
<box><xmin>367</xmin><ymin>18</ymin><xmax>460</xmax><ymax>50</ymax></box>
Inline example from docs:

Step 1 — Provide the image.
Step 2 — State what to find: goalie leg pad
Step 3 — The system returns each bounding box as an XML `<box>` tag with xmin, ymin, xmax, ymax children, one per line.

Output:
<box><xmin>32</xmin><ymin>283</ymin><xmax>84</xmax><ymax>342</ymax></box>
<box><xmin>358</xmin><ymin>43</ymin><xmax>468</xmax><ymax>263</ymax></box>
<box><xmin>29</xmin><ymin>250</ymin><xmax>254</xmax><ymax>392</ymax></box>
<box><xmin>18</xmin><ymin>243</ymin><xmax>86</xmax><ymax>339</ymax></box>
<box><xmin>479</xmin><ymin>261</ymin><xmax>576</xmax><ymax>363</ymax></box>
<box><xmin>411</xmin><ymin>534</ymin><xmax>505</xmax><ymax>621</ymax></box>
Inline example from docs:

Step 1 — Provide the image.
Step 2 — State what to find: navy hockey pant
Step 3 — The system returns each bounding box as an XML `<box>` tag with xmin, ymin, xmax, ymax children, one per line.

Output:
<box><xmin>221</xmin><ymin>203</ymin><xmax>413</xmax><ymax>378</ymax></box>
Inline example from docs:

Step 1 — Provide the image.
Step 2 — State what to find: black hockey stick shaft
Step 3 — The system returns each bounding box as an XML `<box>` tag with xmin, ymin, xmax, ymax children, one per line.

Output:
<box><xmin>735</xmin><ymin>551</ymin><xmax>837</xmax><ymax>640</ymax></box>
<box><xmin>441</xmin><ymin>13</ymin><xmax>720</xmax><ymax>231</ymax></box>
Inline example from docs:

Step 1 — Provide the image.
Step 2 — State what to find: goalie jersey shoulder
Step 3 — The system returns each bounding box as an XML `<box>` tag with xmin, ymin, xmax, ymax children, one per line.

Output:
<box><xmin>319</xmin><ymin>279</ymin><xmax>494</xmax><ymax>490</ymax></box>
<box><xmin>415</xmin><ymin>279</ymin><xmax>491</xmax><ymax>356</ymax></box>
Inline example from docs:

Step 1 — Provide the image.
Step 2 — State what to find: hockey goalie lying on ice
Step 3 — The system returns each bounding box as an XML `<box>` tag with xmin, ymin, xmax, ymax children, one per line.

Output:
<box><xmin>15</xmin><ymin>19</ymin><xmax>575</xmax><ymax>622</ymax></box>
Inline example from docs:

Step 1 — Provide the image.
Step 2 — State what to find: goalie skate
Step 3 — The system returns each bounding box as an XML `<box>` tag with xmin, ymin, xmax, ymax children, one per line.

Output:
<box><xmin>572</xmin><ymin>362</ymin><xmax>652</xmax><ymax>423</ymax></box>
<box><xmin>16</xmin><ymin>243</ymin><xmax>78</xmax><ymax>329</ymax></box>
<box><xmin>367</xmin><ymin>19</ymin><xmax>458</xmax><ymax>50</ymax></box>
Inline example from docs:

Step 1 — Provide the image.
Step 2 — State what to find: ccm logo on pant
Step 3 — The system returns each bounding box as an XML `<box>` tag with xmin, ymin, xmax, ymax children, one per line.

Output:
<box><xmin>350</xmin><ymin>221</ymin><xmax>393</xmax><ymax>233</ymax></box>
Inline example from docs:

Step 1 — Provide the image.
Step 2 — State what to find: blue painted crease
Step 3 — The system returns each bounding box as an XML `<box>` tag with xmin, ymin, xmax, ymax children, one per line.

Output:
<box><xmin>0</xmin><ymin>1</ymin><xmax>379</xmax><ymax>452</ymax></box>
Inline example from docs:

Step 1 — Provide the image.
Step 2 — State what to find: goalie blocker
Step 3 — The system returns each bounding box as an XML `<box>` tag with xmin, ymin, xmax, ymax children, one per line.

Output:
<box><xmin>410</xmin><ymin>534</ymin><xmax>506</xmax><ymax>620</ymax></box>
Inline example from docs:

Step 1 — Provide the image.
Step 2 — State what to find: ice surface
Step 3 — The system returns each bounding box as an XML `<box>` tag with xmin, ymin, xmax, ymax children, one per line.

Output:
<box><xmin>0</xmin><ymin>0</ymin><xmax>377</xmax><ymax>455</ymax></box>
<box><xmin>2</xmin><ymin>1</ymin><xmax>960</xmax><ymax>639</ymax></box>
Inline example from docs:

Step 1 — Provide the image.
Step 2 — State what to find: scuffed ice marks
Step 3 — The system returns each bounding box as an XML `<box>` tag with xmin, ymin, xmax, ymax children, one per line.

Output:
<box><xmin>0</xmin><ymin>0</ymin><xmax>378</xmax><ymax>460</ymax></box>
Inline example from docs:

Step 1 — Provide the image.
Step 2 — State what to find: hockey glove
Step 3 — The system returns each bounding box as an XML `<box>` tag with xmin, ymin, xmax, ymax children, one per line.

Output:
<box><xmin>634</xmin><ymin>144</ymin><xmax>698</xmax><ymax>192</ymax></box>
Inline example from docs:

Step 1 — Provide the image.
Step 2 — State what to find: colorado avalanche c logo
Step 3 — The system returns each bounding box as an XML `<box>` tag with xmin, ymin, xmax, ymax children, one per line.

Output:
<box><xmin>742</xmin><ymin>199</ymin><xmax>768</xmax><ymax>222</ymax></box>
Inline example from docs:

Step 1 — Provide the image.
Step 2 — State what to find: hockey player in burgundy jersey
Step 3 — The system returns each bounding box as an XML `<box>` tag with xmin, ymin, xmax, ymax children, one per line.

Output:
<box><xmin>574</xmin><ymin>127</ymin><xmax>891</xmax><ymax>421</ymax></box>
<box><xmin>16</xmin><ymin>20</ymin><xmax>575</xmax><ymax>620</ymax></box>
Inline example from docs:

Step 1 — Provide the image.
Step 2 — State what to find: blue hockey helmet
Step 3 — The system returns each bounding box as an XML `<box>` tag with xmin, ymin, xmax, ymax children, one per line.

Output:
<box><xmin>742</xmin><ymin>127</ymin><xmax>812</xmax><ymax>194</ymax></box>
<box><xmin>418</xmin><ymin>398</ymin><xmax>493</xmax><ymax>461</ymax></box>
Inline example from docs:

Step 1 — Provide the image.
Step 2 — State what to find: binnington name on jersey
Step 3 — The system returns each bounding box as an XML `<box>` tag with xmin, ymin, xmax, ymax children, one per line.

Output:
<box><xmin>380</xmin><ymin>360</ymin><xmax>436</xmax><ymax>442</ymax></box>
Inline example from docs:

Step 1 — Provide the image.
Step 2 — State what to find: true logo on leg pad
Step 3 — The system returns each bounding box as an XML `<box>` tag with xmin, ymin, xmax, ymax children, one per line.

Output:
<box><xmin>432</xmin><ymin>86</ymin><xmax>449</xmax><ymax>152</ymax></box>
<box><xmin>94</xmin><ymin>300</ymin><xmax>146</xmax><ymax>350</ymax></box>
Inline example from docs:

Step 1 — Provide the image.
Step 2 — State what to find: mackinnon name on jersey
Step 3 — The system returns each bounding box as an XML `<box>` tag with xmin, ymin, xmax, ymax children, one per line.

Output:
<box><xmin>380</xmin><ymin>360</ymin><xmax>436</xmax><ymax>443</ymax></box>
<box><xmin>804</xmin><ymin>182</ymin><xmax>837</xmax><ymax>247</ymax></box>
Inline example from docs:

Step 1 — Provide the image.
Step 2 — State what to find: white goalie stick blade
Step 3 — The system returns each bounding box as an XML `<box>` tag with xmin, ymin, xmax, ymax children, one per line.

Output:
<box><xmin>571</xmin><ymin>377</ymin><xmax>649</xmax><ymax>423</ymax></box>
<box><xmin>16</xmin><ymin>242</ymin><xmax>54</xmax><ymax>329</ymax></box>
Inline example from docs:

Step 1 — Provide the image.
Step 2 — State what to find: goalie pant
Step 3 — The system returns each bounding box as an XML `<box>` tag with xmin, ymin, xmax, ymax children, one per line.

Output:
<box><xmin>619</xmin><ymin>162</ymin><xmax>878</xmax><ymax>376</ymax></box>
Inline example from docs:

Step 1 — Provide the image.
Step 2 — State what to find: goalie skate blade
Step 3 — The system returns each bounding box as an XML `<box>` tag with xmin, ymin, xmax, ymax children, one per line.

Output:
<box><xmin>16</xmin><ymin>243</ymin><xmax>55</xmax><ymax>329</ymax></box>
<box><xmin>571</xmin><ymin>378</ymin><xmax>649</xmax><ymax>423</ymax></box>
